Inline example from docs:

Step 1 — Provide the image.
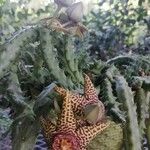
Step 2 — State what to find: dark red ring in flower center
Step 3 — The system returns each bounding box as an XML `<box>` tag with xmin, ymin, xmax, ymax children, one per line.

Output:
<box><xmin>52</xmin><ymin>132</ymin><xmax>80</xmax><ymax>150</ymax></box>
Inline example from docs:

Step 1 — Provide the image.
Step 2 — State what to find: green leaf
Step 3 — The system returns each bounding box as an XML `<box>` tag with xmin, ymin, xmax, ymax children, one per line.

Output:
<box><xmin>138</xmin><ymin>0</ymin><xmax>145</xmax><ymax>6</ymax></box>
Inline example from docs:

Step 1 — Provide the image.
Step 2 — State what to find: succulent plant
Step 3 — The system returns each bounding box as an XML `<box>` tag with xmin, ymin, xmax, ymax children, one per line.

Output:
<box><xmin>0</xmin><ymin>1</ymin><xmax>150</xmax><ymax>149</ymax></box>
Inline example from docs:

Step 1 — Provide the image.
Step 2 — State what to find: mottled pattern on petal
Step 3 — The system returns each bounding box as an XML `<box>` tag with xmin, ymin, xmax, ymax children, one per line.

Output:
<box><xmin>55</xmin><ymin>74</ymin><xmax>105</xmax><ymax>122</ymax></box>
<box><xmin>40</xmin><ymin>116</ymin><xmax>56</xmax><ymax>143</ymax></box>
<box><xmin>77</xmin><ymin>121</ymin><xmax>110</xmax><ymax>148</ymax></box>
<box><xmin>57</xmin><ymin>91</ymin><xmax>76</xmax><ymax>131</ymax></box>
<box><xmin>40</xmin><ymin>74</ymin><xmax>109</xmax><ymax>149</ymax></box>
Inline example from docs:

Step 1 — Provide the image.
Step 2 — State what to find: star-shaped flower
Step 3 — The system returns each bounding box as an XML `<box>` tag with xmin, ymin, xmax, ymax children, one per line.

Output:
<box><xmin>40</xmin><ymin>91</ymin><xmax>109</xmax><ymax>150</ymax></box>
<box><xmin>54</xmin><ymin>74</ymin><xmax>105</xmax><ymax>124</ymax></box>
<box><xmin>43</xmin><ymin>18</ymin><xmax>87</xmax><ymax>38</ymax></box>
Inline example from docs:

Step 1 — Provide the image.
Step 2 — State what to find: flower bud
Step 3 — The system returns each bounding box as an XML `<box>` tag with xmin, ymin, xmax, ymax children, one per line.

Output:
<box><xmin>54</xmin><ymin>0</ymin><xmax>74</xmax><ymax>7</ymax></box>
<box><xmin>84</xmin><ymin>102</ymin><xmax>105</xmax><ymax>124</ymax></box>
<box><xmin>66</xmin><ymin>2</ymin><xmax>84</xmax><ymax>23</ymax></box>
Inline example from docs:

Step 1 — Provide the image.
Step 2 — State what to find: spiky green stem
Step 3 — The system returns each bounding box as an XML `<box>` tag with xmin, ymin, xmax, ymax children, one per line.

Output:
<box><xmin>115</xmin><ymin>76</ymin><xmax>141</xmax><ymax>150</ymax></box>
<box><xmin>0</xmin><ymin>27</ymin><xmax>37</xmax><ymax>79</ymax></box>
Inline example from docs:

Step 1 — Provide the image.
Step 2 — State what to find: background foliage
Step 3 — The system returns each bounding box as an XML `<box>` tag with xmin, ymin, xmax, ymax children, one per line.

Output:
<box><xmin>83</xmin><ymin>0</ymin><xmax>150</xmax><ymax>59</ymax></box>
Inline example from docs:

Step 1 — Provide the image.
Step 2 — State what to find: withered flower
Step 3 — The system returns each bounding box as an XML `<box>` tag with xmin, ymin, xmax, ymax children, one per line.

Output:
<box><xmin>54</xmin><ymin>0</ymin><xmax>74</xmax><ymax>8</ymax></box>
<box><xmin>66</xmin><ymin>2</ymin><xmax>84</xmax><ymax>23</ymax></box>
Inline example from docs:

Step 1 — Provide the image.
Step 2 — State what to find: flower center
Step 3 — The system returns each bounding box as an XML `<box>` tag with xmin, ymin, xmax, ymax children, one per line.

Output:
<box><xmin>60</xmin><ymin>139</ymin><xmax>72</xmax><ymax>150</ymax></box>
<box><xmin>52</xmin><ymin>132</ymin><xmax>80</xmax><ymax>150</ymax></box>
